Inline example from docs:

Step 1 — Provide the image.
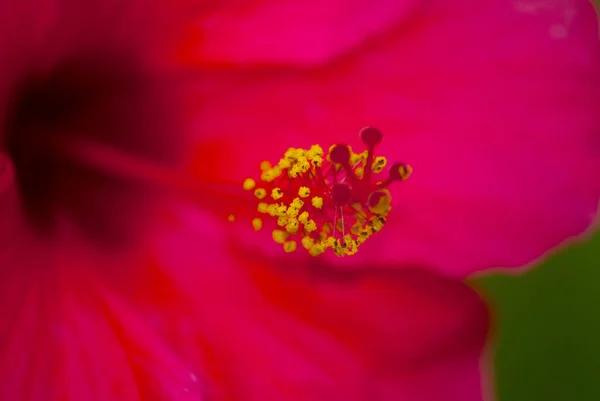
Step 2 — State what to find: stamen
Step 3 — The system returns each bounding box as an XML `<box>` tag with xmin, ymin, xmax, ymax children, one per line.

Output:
<box><xmin>239</xmin><ymin>127</ymin><xmax>412</xmax><ymax>257</ymax></box>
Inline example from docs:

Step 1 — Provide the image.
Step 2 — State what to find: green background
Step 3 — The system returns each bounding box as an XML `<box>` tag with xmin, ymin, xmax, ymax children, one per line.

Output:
<box><xmin>473</xmin><ymin>230</ymin><xmax>600</xmax><ymax>401</ymax></box>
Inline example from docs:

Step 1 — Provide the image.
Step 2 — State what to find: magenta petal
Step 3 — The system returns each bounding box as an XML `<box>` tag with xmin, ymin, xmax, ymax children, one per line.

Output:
<box><xmin>189</xmin><ymin>0</ymin><xmax>600</xmax><ymax>276</ymax></box>
<box><xmin>151</xmin><ymin>207</ymin><xmax>489</xmax><ymax>400</ymax></box>
<box><xmin>0</xmin><ymin>234</ymin><xmax>204</xmax><ymax>401</ymax></box>
<box><xmin>187</xmin><ymin>0</ymin><xmax>418</xmax><ymax>66</ymax></box>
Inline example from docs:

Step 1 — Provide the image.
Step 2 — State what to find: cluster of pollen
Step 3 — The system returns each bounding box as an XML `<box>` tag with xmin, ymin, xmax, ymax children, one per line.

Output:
<box><xmin>239</xmin><ymin>127</ymin><xmax>412</xmax><ymax>257</ymax></box>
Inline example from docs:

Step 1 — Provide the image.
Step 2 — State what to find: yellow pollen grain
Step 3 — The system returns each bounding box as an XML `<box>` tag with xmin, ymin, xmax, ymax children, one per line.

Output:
<box><xmin>227</xmin><ymin>214</ymin><xmax>235</xmax><ymax>222</ymax></box>
<box><xmin>271</xmin><ymin>188</ymin><xmax>284</xmax><ymax>200</ymax></box>
<box><xmin>254</xmin><ymin>188</ymin><xmax>267</xmax><ymax>199</ymax></box>
<box><xmin>283</xmin><ymin>240</ymin><xmax>297</xmax><ymax>253</ymax></box>
<box><xmin>251</xmin><ymin>218</ymin><xmax>263</xmax><ymax>231</ymax></box>
<box><xmin>272</xmin><ymin>229</ymin><xmax>288</xmax><ymax>244</ymax></box>
<box><xmin>312</xmin><ymin>196</ymin><xmax>323</xmax><ymax>209</ymax></box>
<box><xmin>298</xmin><ymin>186</ymin><xmax>310</xmax><ymax>198</ymax></box>
<box><xmin>243</xmin><ymin>178</ymin><xmax>256</xmax><ymax>191</ymax></box>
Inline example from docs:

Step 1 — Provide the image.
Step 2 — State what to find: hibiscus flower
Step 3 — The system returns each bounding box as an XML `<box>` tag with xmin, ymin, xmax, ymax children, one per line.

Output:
<box><xmin>188</xmin><ymin>0</ymin><xmax>600</xmax><ymax>276</ymax></box>
<box><xmin>0</xmin><ymin>2</ymin><xmax>597</xmax><ymax>401</ymax></box>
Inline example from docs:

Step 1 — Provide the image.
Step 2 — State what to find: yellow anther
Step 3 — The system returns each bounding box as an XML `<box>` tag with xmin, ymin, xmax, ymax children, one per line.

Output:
<box><xmin>342</xmin><ymin>234</ymin><xmax>358</xmax><ymax>254</ymax></box>
<box><xmin>372</xmin><ymin>156</ymin><xmax>387</xmax><ymax>173</ymax></box>
<box><xmin>251</xmin><ymin>218</ymin><xmax>263</xmax><ymax>231</ymax></box>
<box><xmin>261</xmin><ymin>166</ymin><xmax>282</xmax><ymax>182</ymax></box>
<box><xmin>324</xmin><ymin>237</ymin><xmax>336</xmax><ymax>247</ymax></box>
<box><xmin>286</xmin><ymin>206</ymin><xmax>299</xmax><ymax>218</ymax></box>
<box><xmin>277</xmin><ymin>216</ymin><xmax>289</xmax><ymax>227</ymax></box>
<box><xmin>308</xmin><ymin>242</ymin><xmax>326</xmax><ymax>256</ymax></box>
<box><xmin>370</xmin><ymin>216</ymin><xmax>385</xmax><ymax>232</ymax></box>
<box><xmin>307</xmin><ymin>145</ymin><xmax>324</xmax><ymax>158</ymax></box>
<box><xmin>267</xmin><ymin>204</ymin><xmax>286</xmax><ymax>217</ymax></box>
<box><xmin>272</xmin><ymin>229</ymin><xmax>289</xmax><ymax>244</ymax></box>
<box><xmin>278</xmin><ymin>158</ymin><xmax>292</xmax><ymax>169</ymax></box>
<box><xmin>227</xmin><ymin>214</ymin><xmax>235</xmax><ymax>222</ymax></box>
<box><xmin>332</xmin><ymin>236</ymin><xmax>355</xmax><ymax>257</ymax></box>
<box><xmin>310</xmin><ymin>156</ymin><xmax>323</xmax><ymax>167</ymax></box>
<box><xmin>359</xmin><ymin>226</ymin><xmax>373</xmax><ymax>238</ymax></box>
<box><xmin>259</xmin><ymin>160</ymin><xmax>272</xmax><ymax>171</ymax></box>
<box><xmin>243</xmin><ymin>132</ymin><xmax>403</xmax><ymax>258</ymax></box>
<box><xmin>289</xmin><ymin>157</ymin><xmax>310</xmax><ymax>178</ymax></box>
<box><xmin>304</xmin><ymin>219</ymin><xmax>317</xmax><ymax>233</ymax></box>
<box><xmin>271</xmin><ymin>188</ymin><xmax>284</xmax><ymax>200</ymax></box>
<box><xmin>257</xmin><ymin>202</ymin><xmax>269</xmax><ymax>213</ymax></box>
<box><xmin>290</xmin><ymin>198</ymin><xmax>304</xmax><ymax>210</ymax></box>
<box><xmin>369</xmin><ymin>191</ymin><xmax>392</xmax><ymax>214</ymax></box>
<box><xmin>398</xmin><ymin>164</ymin><xmax>413</xmax><ymax>180</ymax></box>
<box><xmin>285</xmin><ymin>219</ymin><xmax>299</xmax><ymax>234</ymax></box>
<box><xmin>298</xmin><ymin>211</ymin><xmax>309</xmax><ymax>224</ymax></box>
<box><xmin>350</xmin><ymin>150</ymin><xmax>367</xmax><ymax>166</ymax></box>
<box><xmin>243</xmin><ymin>178</ymin><xmax>256</xmax><ymax>191</ymax></box>
<box><xmin>284</xmin><ymin>147</ymin><xmax>303</xmax><ymax>160</ymax></box>
<box><xmin>301</xmin><ymin>236</ymin><xmax>314</xmax><ymax>250</ymax></box>
<box><xmin>283</xmin><ymin>240</ymin><xmax>297</xmax><ymax>253</ymax></box>
<box><xmin>298</xmin><ymin>186</ymin><xmax>310</xmax><ymax>198</ymax></box>
<box><xmin>254</xmin><ymin>188</ymin><xmax>267</xmax><ymax>199</ymax></box>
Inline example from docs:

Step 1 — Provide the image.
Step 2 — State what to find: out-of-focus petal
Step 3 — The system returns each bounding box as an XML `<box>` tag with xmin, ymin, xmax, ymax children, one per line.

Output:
<box><xmin>151</xmin><ymin>207</ymin><xmax>489</xmax><ymax>400</ymax></box>
<box><xmin>182</xmin><ymin>0</ymin><xmax>418</xmax><ymax>66</ymax></box>
<box><xmin>186</xmin><ymin>0</ymin><xmax>600</xmax><ymax>276</ymax></box>
<box><xmin>0</xmin><ymin>226</ymin><xmax>204</xmax><ymax>401</ymax></box>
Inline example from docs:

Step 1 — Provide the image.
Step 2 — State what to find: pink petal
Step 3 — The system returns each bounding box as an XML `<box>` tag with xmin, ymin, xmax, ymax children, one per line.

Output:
<box><xmin>186</xmin><ymin>0</ymin><xmax>600</xmax><ymax>276</ymax></box>
<box><xmin>183</xmin><ymin>0</ymin><xmax>418</xmax><ymax>66</ymax></box>
<box><xmin>152</xmin><ymin>207</ymin><xmax>489</xmax><ymax>400</ymax></box>
<box><xmin>0</xmin><ymin>230</ymin><xmax>204</xmax><ymax>401</ymax></box>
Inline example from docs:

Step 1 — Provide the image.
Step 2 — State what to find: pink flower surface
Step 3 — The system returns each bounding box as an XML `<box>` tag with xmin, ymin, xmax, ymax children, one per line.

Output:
<box><xmin>0</xmin><ymin>0</ymin><xmax>598</xmax><ymax>400</ymax></box>
<box><xmin>187</xmin><ymin>0</ymin><xmax>600</xmax><ymax>276</ymax></box>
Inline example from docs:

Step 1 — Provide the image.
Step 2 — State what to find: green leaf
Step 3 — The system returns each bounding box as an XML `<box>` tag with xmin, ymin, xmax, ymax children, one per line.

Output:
<box><xmin>473</xmin><ymin>231</ymin><xmax>600</xmax><ymax>401</ymax></box>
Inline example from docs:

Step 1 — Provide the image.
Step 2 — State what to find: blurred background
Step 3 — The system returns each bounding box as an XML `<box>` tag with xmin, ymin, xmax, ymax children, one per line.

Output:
<box><xmin>473</xmin><ymin>229</ymin><xmax>600</xmax><ymax>401</ymax></box>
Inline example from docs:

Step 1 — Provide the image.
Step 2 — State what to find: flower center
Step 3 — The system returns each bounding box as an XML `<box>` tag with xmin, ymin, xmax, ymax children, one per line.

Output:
<box><xmin>2</xmin><ymin>52</ymin><xmax>181</xmax><ymax>247</ymax></box>
<box><xmin>240</xmin><ymin>127</ymin><xmax>412</xmax><ymax>257</ymax></box>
